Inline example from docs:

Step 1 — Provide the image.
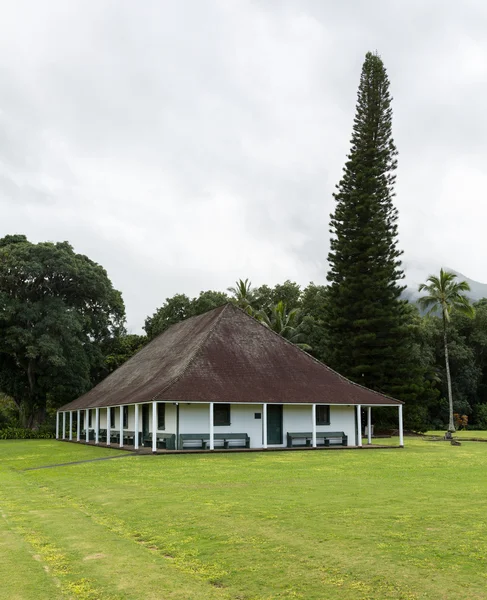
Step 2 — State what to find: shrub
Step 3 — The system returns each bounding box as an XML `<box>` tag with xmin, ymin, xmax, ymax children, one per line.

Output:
<box><xmin>454</xmin><ymin>413</ymin><xmax>468</xmax><ymax>430</ymax></box>
<box><xmin>0</xmin><ymin>427</ymin><xmax>55</xmax><ymax>440</ymax></box>
<box><xmin>475</xmin><ymin>404</ymin><xmax>487</xmax><ymax>430</ymax></box>
<box><xmin>0</xmin><ymin>394</ymin><xmax>19</xmax><ymax>428</ymax></box>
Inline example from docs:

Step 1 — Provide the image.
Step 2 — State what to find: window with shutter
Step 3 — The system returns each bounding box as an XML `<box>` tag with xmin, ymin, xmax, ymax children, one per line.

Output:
<box><xmin>214</xmin><ymin>404</ymin><xmax>231</xmax><ymax>426</ymax></box>
<box><xmin>316</xmin><ymin>405</ymin><xmax>330</xmax><ymax>425</ymax></box>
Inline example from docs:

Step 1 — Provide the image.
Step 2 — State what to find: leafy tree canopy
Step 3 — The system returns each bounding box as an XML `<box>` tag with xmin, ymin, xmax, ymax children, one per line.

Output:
<box><xmin>255</xmin><ymin>281</ymin><xmax>302</xmax><ymax>312</ymax></box>
<box><xmin>0</xmin><ymin>236</ymin><xmax>125</xmax><ymax>426</ymax></box>
<box><xmin>256</xmin><ymin>301</ymin><xmax>311</xmax><ymax>351</ymax></box>
<box><xmin>145</xmin><ymin>290</ymin><xmax>229</xmax><ymax>339</ymax></box>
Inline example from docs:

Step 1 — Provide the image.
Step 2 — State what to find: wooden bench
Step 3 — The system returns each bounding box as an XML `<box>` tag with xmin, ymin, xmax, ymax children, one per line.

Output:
<box><xmin>287</xmin><ymin>431</ymin><xmax>348</xmax><ymax>448</ymax></box>
<box><xmin>109</xmin><ymin>431</ymin><xmax>143</xmax><ymax>446</ymax></box>
<box><xmin>81</xmin><ymin>429</ymin><xmax>109</xmax><ymax>442</ymax></box>
<box><xmin>179</xmin><ymin>433</ymin><xmax>250</xmax><ymax>450</ymax></box>
<box><xmin>81</xmin><ymin>429</ymin><xmax>95</xmax><ymax>441</ymax></box>
<box><xmin>143</xmin><ymin>433</ymin><xmax>176</xmax><ymax>450</ymax></box>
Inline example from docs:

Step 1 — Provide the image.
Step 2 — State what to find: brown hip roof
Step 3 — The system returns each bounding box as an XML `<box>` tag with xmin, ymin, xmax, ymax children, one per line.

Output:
<box><xmin>59</xmin><ymin>303</ymin><xmax>402</xmax><ymax>411</ymax></box>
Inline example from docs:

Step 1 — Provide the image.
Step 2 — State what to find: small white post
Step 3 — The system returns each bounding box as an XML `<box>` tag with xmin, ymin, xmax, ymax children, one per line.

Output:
<box><xmin>262</xmin><ymin>403</ymin><xmax>267</xmax><ymax>449</ymax></box>
<box><xmin>152</xmin><ymin>401</ymin><xmax>157</xmax><ymax>452</ymax></box>
<box><xmin>76</xmin><ymin>409</ymin><xmax>80</xmax><ymax>442</ymax></box>
<box><xmin>85</xmin><ymin>409</ymin><xmax>89</xmax><ymax>442</ymax></box>
<box><xmin>399</xmin><ymin>404</ymin><xmax>404</xmax><ymax>447</ymax></box>
<box><xmin>119</xmin><ymin>406</ymin><xmax>124</xmax><ymax>448</ymax></box>
<box><xmin>106</xmin><ymin>407</ymin><xmax>111</xmax><ymax>446</ymax></box>
<box><xmin>134</xmin><ymin>404</ymin><xmax>139</xmax><ymax>450</ymax></box>
<box><xmin>357</xmin><ymin>405</ymin><xmax>362</xmax><ymax>447</ymax></box>
<box><xmin>56</xmin><ymin>412</ymin><xmax>59</xmax><ymax>439</ymax></box>
<box><xmin>95</xmin><ymin>407</ymin><xmax>99</xmax><ymax>444</ymax></box>
<box><xmin>62</xmin><ymin>412</ymin><xmax>66</xmax><ymax>439</ymax></box>
<box><xmin>367</xmin><ymin>407</ymin><xmax>372</xmax><ymax>445</ymax></box>
<box><xmin>209</xmin><ymin>402</ymin><xmax>214</xmax><ymax>450</ymax></box>
<box><xmin>69</xmin><ymin>411</ymin><xmax>73</xmax><ymax>441</ymax></box>
<box><xmin>311</xmin><ymin>404</ymin><xmax>317</xmax><ymax>448</ymax></box>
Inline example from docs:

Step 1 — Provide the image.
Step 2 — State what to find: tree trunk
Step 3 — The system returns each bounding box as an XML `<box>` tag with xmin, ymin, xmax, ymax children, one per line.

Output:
<box><xmin>20</xmin><ymin>359</ymin><xmax>37</xmax><ymax>429</ymax></box>
<box><xmin>443</xmin><ymin>318</ymin><xmax>455</xmax><ymax>433</ymax></box>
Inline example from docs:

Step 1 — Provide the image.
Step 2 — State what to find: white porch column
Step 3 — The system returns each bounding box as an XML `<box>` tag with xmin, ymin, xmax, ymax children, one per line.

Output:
<box><xmin>367</xmin><ymin>407</ymin><xmax>372</xmax><ymax>445</ymax></box>
<box><xmin>356</xmin><ymin>405</ymin><xmax>362</xmax><ymax>447</ymax></box>
<box><xmin>262</xmin><ymin>403</ymin><xmax>267</xmax><ymax>449</ymax></box>
<box><xmin>134</xmin><ymin>404</ymin><xmax>139</xmax><ymax>450</ymax></box>
<box><xmin>311</xmin><ymin>404</ymin><xmax>317</xmax><ymax>448</ymax></box>
<box><xmin>209</xmin><ymin>402</ymin><xmax>214</xmax><ymax>450</ymax></box>
<box><xmin>152</xmin><ymin>401</ymin><xmax>157</xmax><ymax>452</ymax></box>
<box><xmin>56</xmin><ymin>412</ymin><xmax>59</xmax><ymax>439</ymax></box>
<box><xmin>62</xmin><ymin>412</ymin><xmax>66</xmax><ymax>439</ymax></box>
<box><xmin>119</xmin><ymin>406</ymin><xmax>124</xmax><ymax>448</ymax></box>
<box><xmin>106</xmin><ymin>407</ymin><xmax>111</xmax><ymax>446</ymax></box>
<box><xmin>76</xmin><ymin>409</ymin><xmax>80</xmax><ymax>442</ymax></box>
<box><xmin>69</xmin><ymin>411</ymin><xmax>73</xmax><ymax>441</ymax></box>
<box><xmin>399</xmin><ymin>404</ymin><xmax>404</xmax><ymax>447</ymax></box>
<box><xmin>85</xmin><ymin>409</ymin><xmax>89</xmax><ymax>442</ymax></box>
<box><xmin>95</xmin><ymin>407</ymin><xmax>99</xmax><ymax>444</ymax></box>
<box><xmin>262</xmin><ymin>404</ymin><xmax>267</xmax><ymax>448</ymax></box>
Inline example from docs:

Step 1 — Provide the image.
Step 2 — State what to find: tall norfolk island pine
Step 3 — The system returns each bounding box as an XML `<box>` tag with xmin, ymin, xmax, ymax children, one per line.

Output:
<box><xmin>326</xmin><ymin>52</ymin><xmax>426</xmax><ymax>406</ymax></box>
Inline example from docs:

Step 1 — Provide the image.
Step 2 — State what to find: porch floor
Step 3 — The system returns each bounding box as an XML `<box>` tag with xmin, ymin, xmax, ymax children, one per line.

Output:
<box><xmin>58</xmin><ymin>440</ymin><xmax>401</xmax><ymax>453</ymax></box>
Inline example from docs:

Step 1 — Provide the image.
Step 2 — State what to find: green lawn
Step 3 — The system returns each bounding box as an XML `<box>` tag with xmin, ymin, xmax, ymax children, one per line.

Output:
<box><xmin>425</xmin><ymin>430</ymin><xmax>487</xmax><ymax>439</ymax></box>
<box><xmin>2</xmin><ymin>440</ymin><xmax>487</xmax><ymax>599</ymax></box>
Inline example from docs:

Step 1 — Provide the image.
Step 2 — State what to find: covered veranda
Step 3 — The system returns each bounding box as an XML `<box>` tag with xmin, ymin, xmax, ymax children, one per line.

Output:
<box><xmin>56</xmin><ymin>400</ymin><xmax>404</xmax><ymax>451</ymax></box>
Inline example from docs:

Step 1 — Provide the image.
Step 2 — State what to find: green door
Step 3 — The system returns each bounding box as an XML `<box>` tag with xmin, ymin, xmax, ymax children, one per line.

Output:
<box><xmin>267</xmin><ymin>405</ymin><xmax>283</xmax><ymax>445</ymax></box>
<box><xmin>142</xmin><ymin>404</ymin><xmax>150</xmax><ymax>440</ymax></box>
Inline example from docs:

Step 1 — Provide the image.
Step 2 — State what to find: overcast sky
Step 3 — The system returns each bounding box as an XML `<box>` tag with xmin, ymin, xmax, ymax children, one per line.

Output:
<box><xmin>2</xmin><ymin>0</ymin><xmax>486</xmax><ymax>331</ymax></box>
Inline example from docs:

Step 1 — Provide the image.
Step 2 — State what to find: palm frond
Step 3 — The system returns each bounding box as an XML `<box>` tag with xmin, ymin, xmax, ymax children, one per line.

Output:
<box><xmin>418</xmin><ymin>269</ymin><xmax>474</xmax><ymax>322</ymax></box>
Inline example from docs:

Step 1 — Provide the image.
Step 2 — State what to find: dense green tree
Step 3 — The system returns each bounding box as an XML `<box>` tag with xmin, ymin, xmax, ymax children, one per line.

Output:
<box><xmin>144</xmin><ymin>294</ymin><xmax>192</xmax><ymax>339</ymax></box>
<box><xmin>299</xmin><ymin>283</ymin><xmax>329</xmax><ymax>363</ymax></box>
<box><xmin>94</xmin><ymin>333</ymin><xmax>146</xmax><ymax>382</ymax></box>
<box><xmin>191</xmin><ymin>290</ymin><xmax>229</xmax><ymax>315</ymax></box>
<box><xmin>145</xmin><ymin>290</ymin><xmax>228</xmax><ymax>339</ymax></box>
<box><xmin>256</xmin><ymin>301</ymin><xmax>311</xmax><ymax>351</ymax></box>
<box><xmin>252</xmin><ymin>281</ymin><xmax>302</xmax><ymax>314</ymax></box>
<box><xmin>454</xmin><ymin>299</ymin><xmax>487</xmax><ymax>411</ymax></box>
<box><xmin>0</xmin><ymin>393</ymin><xmax>18</xmax><ymax>428</ymax></box>
<box><xmin>274</xmin><ymin>281</ymin><xmax>301</xmax><ymax>309</ymax></box>
<box><xmin>325</xmin><ymin>52</ymin><xmax>412</xmax><ymax>399</ymax></box>
<box><xmin>419</xmin><ymin>269</ymin><xmax>475</xmax><ymax>432</ymax></box>
<box><xmin>398</xmin><ymin>306</ymin><xmax>441</xmax><ymax>431</ymax></box>
<box><xmin>415</xmin><ymin>313</ymin><xmax>482</xmax><ymax>428</ymax></box>
<box><xmin>0</xmin><ymin>235</ymin><xmax>124</xmax><ymax>426</ymax></box>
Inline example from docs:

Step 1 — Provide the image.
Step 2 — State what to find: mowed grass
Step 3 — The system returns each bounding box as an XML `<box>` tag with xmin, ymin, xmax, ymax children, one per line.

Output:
<box><xmin>425</xmin><ymin>430</ymin><xmax>487</xmax><ymax>439</ymax></box>
<box><xmin>2</xmin><ymin>440</ymin><xmax>487</xmax><ymax>599</ymax></box>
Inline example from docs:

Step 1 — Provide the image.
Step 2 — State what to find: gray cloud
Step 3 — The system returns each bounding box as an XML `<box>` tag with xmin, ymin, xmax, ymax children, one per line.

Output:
<box><xmin>1</xmin><ymin>0</ymin><xmax>487</xmax><ymax>331</ymax></box>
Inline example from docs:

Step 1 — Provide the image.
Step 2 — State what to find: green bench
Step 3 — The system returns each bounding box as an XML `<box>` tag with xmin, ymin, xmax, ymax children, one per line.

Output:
<box><xmin>81</xmin><ymin>429</ymin><xmax>95</xmax><ymax>441</ymax></box>
<box><xmin>143</xmin><ymin>433</ymin><xmax>176</xmax><ymax>450</ymax></box>
<box><xmin>179</xmin><ymin>433</ymin><xmax>250</xmax><ymax>450</ymax></box>
<box><xmin>98</xmin><ymin>429</ymin><xmax>108</xmax><ymax>442</ymax></box>
<box><xmin>287</xmin><ymin>431</ymin><xmax>348</xmax><ymax>448</ymax></box>
<box><xmin>109</xmin><ymin>431</ymin><xmax>143</xmax><ymax>446</ymax></box>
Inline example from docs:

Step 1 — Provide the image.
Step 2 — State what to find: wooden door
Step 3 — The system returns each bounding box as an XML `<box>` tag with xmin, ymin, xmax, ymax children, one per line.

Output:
<box><xmin>267</xmin><ymin>405</ymin><xmax>283</xmax><ymax>445</ymax></box>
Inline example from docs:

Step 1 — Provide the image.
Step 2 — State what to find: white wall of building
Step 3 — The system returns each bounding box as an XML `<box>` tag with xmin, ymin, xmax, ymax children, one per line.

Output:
<box><xmin>281</xmin><ymin>404</ymin><xmax>355</xmax><ymax>447</ymax></box>
<box><xmin>179</xmin><ymin>403</ymin><xmax>264</xmax><ymax>448</ymax></box>
<box><xmin>178</xmin><ymin>402</ymin><xmax>356</xmax><ymax>448</ymax></box>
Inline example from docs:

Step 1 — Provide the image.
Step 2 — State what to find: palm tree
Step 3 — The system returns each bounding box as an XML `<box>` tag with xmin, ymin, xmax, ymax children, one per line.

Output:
<box><xmin>227</xmin><ymin>278</ymin><xmax>255</xmax><ymax>315</ymax></box>
<box><xmin>418</xmin><ymin>269</ymin><xmax>474</xmax><ymax>434</ymax></box>
<box><xmin>257</xmin><ymin>301</ymin><xmax>311</xmax><ymax>351</ymax></box>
